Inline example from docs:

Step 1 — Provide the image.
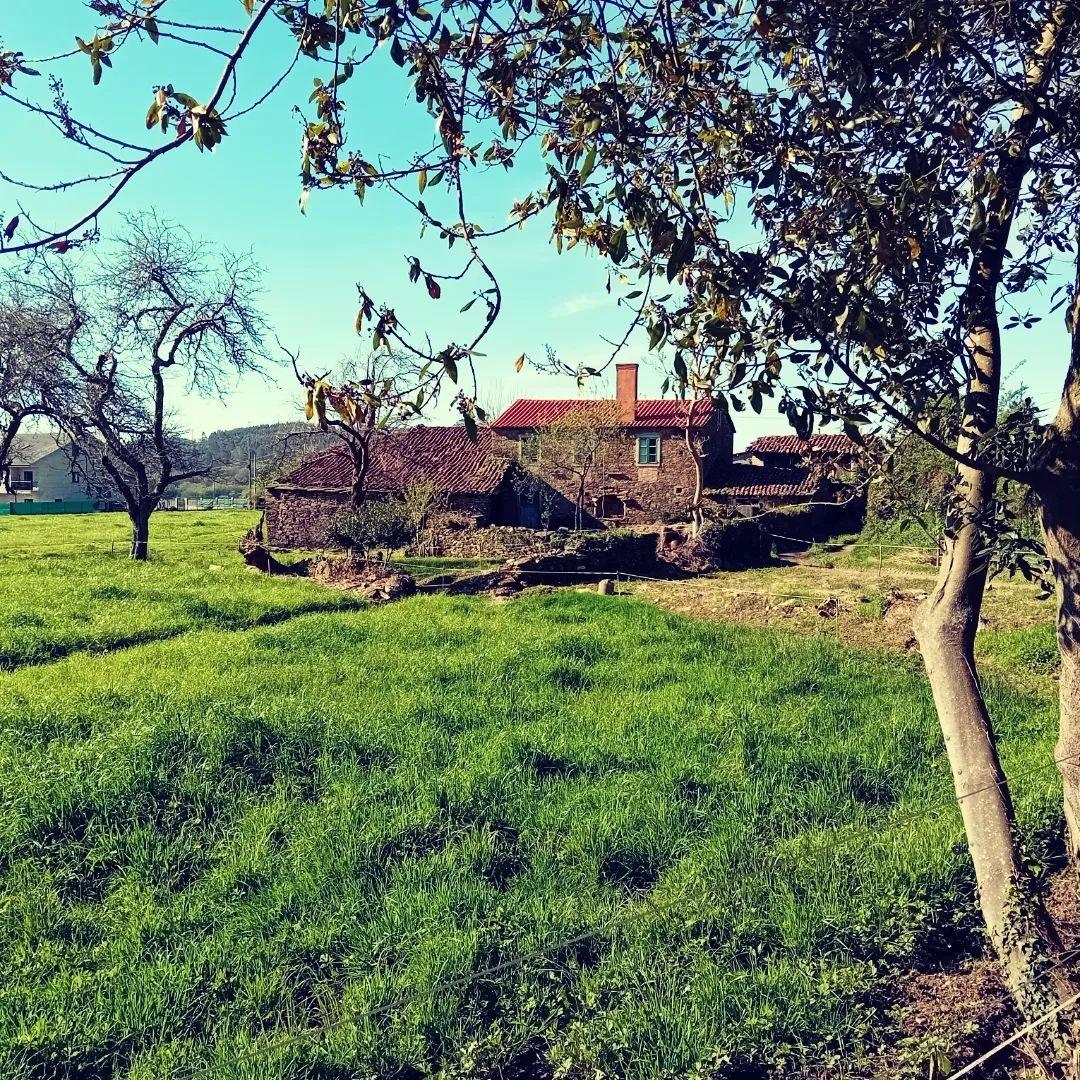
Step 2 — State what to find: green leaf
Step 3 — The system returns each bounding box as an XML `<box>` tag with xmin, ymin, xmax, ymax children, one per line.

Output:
<box><xmin>144</xmin><ymin>16</ymin><xmax>159</xmax><ymax>43</ymax></box>
<box><xmin>579</xmin><ymin>145</ymin><xmax>597</xmax><ymax>184</ymax></box>
<box><xmin>609</xmin><ymin>227</ymin><xmax>628</xmax><ymax>264</ymax></box>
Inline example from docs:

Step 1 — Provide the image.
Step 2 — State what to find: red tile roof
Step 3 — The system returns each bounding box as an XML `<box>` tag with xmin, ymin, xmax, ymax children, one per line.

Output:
<box><xmin>270</xmin><ymin>426</ymin><xmax>512</xmax><ymax>495</ymax></box>
<box><xmin>492</xmin><ymin>397</ymin><xmax>718</xmax><ymax>430</ymax></box>
<box><xmin>746</xmin><ymin>433</ymin><xmax>861</xmax><ymax>455</ymax></box>
<box><xmin>709</xmin><ymin>465</ymin><xmax>819</xmax><ymax>498</ymax></box>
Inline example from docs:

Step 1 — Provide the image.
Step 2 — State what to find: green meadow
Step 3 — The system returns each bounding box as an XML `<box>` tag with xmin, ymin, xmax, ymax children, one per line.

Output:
<box><xmin>0</xmin><ymin>513</ymin><xmax>1062</xmax><ymax>1079</ymax></box>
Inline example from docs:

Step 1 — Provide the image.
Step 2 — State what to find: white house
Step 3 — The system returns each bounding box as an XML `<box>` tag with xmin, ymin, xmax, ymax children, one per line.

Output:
<box><xmin>2</xmin><ymin>433</ymin><xmax>102</xmax><ymax>509</ymax></box>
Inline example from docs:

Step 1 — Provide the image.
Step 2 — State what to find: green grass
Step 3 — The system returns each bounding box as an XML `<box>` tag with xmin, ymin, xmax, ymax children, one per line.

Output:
<box><xmin>0</xmin><ymin>513</ymin><xmax>1064</xmax><ymax>1079</ymax></box>
<box><xmin>855</xmin><ymin>592</ymin><xmax>891</xmax><ymax>620</ymax></box>
<box><xmin>0</xmin><ymin>512</ymin><xmax>362</xmax><ymax>669</ymax></box>
<box><xmin>978</xmin><ymin>625</ymin><xmax>1060</xmax><ymax>676</ymax></box>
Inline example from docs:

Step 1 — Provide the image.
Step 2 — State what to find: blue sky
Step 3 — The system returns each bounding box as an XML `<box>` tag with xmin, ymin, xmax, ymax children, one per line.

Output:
<box><xmin>1</xmin><ymin>2</ymin><xmax>1072</xmax><ymax>448</ymax></box>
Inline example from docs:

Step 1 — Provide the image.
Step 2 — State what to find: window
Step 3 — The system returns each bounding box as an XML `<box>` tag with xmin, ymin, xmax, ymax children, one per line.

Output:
<box><xmin>636</xmin><ymin>435</ymin><xmax>660</xmax><ymax>466</ymax></box>
<box><xmin>674</xmin><ymin>485</ymin><xmax>685</xmax><ymax>495</ymax></box>
<box><xmin>9</xmin><ymin>468</ymin><xmax>34</xmax><ymax>492</ymax></box>
<box><xmin>597</xmin><ymin>493</ymin><xmax>625</xmax><ymax>519</ymax></box>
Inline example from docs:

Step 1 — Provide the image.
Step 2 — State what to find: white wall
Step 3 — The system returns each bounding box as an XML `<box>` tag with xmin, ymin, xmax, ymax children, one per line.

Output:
<box><xmin>3</xmin><ymin>449</ymin><xmax>95</xmax><ymax>503</ymax></box>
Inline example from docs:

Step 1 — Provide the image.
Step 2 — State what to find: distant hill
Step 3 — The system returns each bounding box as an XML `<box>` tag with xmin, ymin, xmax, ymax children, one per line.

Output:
<box><xmin>169</xmin><ymin>421</ymin><xmax>335</xmax><ymax>499</ymax></box>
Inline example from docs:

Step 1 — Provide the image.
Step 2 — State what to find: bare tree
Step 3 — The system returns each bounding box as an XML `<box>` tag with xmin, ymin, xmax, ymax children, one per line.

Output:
<box><xmin>19</xmin><ymin>214</ymin><xmax>269</xmax><ymax>557</ymax></box>
<box><xmin>296</xmin><ymin>349</ymin><xmax>421</xmax><ymax>510</ymax></box>
<box><xmin>530</xmin><ymin>408</ymin><xmax>619</xmax><ymax>530</ymax></box>
<box><xmin>0</xmin><ymin>288</ymin><xmax>75</xmax><ymax>487</ymax></box>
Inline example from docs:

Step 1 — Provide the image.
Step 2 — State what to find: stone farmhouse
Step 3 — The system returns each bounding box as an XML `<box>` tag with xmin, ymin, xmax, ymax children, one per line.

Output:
<box><xmin>264</xmin><ymin>363</ymin><xmax>864</xmax><ymax>549</ymax></box>
<box><xmin>264</xmin><ymin>426</ymin><xmax>519</xmax><ymax>550</ymax></box>
<box><xmin>490</xmin><ymin>363</ymin><xmax>734</xmax><ymax>526</ymax></box>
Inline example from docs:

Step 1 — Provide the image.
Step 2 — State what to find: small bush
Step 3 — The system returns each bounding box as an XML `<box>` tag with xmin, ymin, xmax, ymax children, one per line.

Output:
<box><xmin>662</xmin><ymin>518</ymin><xmax>770</xmax><ymax>572</ymax></box>
<box><xmin>332</xmin><ymin>499</ymin><xmax>412</xmax><ymax>553</ymax></box>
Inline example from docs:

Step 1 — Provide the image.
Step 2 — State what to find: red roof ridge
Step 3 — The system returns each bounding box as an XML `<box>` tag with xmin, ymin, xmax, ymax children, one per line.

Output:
<box><xmin>746</xmin><ymin>433</ymin><xmax>867</xmax><ymax>454</ymax></box>
<box><xmin>492</xmin><ymin>396</ymin><xmax>719</xmax><ymax>430</ymax></box>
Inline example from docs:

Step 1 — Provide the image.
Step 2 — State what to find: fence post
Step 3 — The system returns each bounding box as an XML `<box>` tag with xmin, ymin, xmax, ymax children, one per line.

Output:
<box><xmin>877</xmin><ymin>541</ymin><xmax>883</xmax><ymax>578</ymax></box>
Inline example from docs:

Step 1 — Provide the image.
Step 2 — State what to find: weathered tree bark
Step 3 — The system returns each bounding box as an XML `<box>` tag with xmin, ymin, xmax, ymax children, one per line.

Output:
<box><xmin>129</xmin><ymin>503</ymin><xmax>151</xmax><ymax>561</ymax></box>
<box><xmin>1042</xmin><ymin>472</ymin><xmax>1080</xmax><ymax>861</ymax></box>
<box><xmin>914</xmin><ymin>12</ymin><xmax>1077</xmax><ymax>1061</ymax></box>
<box><xmin>914</xmin><ymin>322</ymin><xmax>1064</xmax><ymax>1043</ymax></box>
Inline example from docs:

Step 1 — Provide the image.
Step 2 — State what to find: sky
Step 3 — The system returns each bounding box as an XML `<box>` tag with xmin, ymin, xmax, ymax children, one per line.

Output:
<box><xmin>1</xmin><ymin>2</ymin><xmax>1073</xmax><ymax>449</ymax></box>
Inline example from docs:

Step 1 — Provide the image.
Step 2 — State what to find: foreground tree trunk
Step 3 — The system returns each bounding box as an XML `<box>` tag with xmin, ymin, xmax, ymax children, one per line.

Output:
<box><xmin>1041</xmin><ymin>311</ymin><xmax>1080</xmax><ymax>862</ymax></box>
<box><xmin>129</xmin><ymin>504</ymin><xmax>151</xmax><ymax>561</ymax></box>
<box><xmin>915</xmin><ymin>13</ymin><xmax>1078</xmax><ymax>1060</ymax></box>
<box><xmin>1042</xmin><ymin>474</ymin><xmax>1080</xmax><ymax>862</ymax></box>
<box><xmin>916</xmin><ymin>311</ymin><xmax>1069</xmax><ymax>1066</ymax></box>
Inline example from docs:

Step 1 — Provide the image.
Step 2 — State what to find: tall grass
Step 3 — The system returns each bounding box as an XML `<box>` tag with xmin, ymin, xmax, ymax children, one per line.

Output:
<box><xmin>0</xmin><ymin>512</ymin><xmax>361</xmax><ymax>669</ymax></box>
<box><xmin>0</xmin><ymin>571</ymin><xmax>1061</xmax><ymax>1078</ymax></box>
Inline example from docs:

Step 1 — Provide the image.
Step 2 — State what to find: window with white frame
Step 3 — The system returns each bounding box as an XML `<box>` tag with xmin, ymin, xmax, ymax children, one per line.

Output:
<box><xmin>636</xmin><ymin>434</ymin><xmax>660</xmax><ymax>466</ymax></box>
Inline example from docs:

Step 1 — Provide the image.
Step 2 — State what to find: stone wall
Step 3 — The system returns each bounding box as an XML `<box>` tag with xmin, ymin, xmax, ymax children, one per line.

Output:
<box><xmin>266</xmin><ymin>487</ymin><xmax>501</xmax><ymax>550</ymax></box>
<box><xmin>264</xmin><ymin>487</ymin><xmax>353</xmax><ymax>550</ymax></box>
<box><xmin>516</xmin><ymin>426</ymin><xmax>725</xmax><ymax>527</ymax></box>
<box><xmin>429</xmin><ymin>525</ymin><xmax>583</xmax><ymax>560</ymax></box>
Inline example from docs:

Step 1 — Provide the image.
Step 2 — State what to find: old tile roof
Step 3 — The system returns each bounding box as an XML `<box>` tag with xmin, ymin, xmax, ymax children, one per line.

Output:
<box><xmin>492</xmin><ymin>397</ymin><xmax>718</xmax><ymax>430</ymax></box>
<box><xmin>746</xmin><ymin>433</ymin><xmax>861</xmax><ymax>455</ymax></box>
<box><xmin>709</xmin><ymin>464</ymin><xmax>819</xmax><ymax>498</ymax></box>
<box><xmin>269</xmin><ymin>426</ymin><xmax>512</xmax><ymax>495</ymax></box>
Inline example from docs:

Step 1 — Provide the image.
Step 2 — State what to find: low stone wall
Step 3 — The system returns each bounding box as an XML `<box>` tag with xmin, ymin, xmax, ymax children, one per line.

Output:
<box><xmin>428</xmin><ymin>525</ymin><xmax>587</xmax><ymax>560</ymax></box>
<box><xmin>265</xmin><ymin>488</ymin><xmax>352</xmax><ymax>550</ymax></box>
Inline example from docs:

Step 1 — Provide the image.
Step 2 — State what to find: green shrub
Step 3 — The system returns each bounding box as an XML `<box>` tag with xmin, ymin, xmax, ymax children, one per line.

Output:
<box><xmin>696</xmin><ymin>517</ymin><xmax>770</xmax><ymax>569</ymax></box>
<box><xmin>332</xmin><ymin>499</ymin><xmax>412</xmax><ymax>552</ymax></box>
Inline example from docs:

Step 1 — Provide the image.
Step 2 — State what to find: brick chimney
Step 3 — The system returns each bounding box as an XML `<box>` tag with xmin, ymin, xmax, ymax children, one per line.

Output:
<box><xmin>615</xmin><ymin>363</ymin><xmax>638</xmax><ymax>424</ymax></box>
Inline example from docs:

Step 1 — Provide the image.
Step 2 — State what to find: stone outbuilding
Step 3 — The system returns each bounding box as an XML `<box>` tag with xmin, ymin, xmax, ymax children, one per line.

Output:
<box><xmin>264</xmin><ymin>426</ymin><xmax>521</xmax><ymax>549</ymax></box>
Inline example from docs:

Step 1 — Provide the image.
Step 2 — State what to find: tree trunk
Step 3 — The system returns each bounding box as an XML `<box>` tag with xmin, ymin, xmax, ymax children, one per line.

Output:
<box><xmin>129</xmin><ymin>505</ymin><xmax>151</xmax><ymax>561</ymax></box>
<box><xmin>1042</xmin><ymin>474</ymin><xmax>1080</xmax><ymax>861</ymax></box>
<box><xmin>915</xmin><ymin>320</ymin><xmax>1067</xmax><ymax>1059</ymax></box>
<box><xmin>913</xmin><ymin>10</ymin><xmax>1078</xmax><ymax>1053</ymax></box>
<box><xmin>685</xmin><ymin>398</ymin><xmax>707</xmax><ymax>538</ymax></box>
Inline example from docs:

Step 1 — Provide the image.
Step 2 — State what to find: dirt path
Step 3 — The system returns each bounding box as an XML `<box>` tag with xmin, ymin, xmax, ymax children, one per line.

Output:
<box><xmin>628</xmin><ymin>556</ymin><xmax>1056</xmax><ymax>698</ymax></box>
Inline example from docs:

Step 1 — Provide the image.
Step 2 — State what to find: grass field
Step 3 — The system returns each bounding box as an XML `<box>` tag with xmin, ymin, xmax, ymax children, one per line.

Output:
<box><xmin>0</xmin><ymin>513</ymin><xmax>1063</xmax><ymax>1079</ymax></box>
<box><xmin>0</xmin><ymin>512</ymin><xmax>366</xmax><ymax>670</ymax></box>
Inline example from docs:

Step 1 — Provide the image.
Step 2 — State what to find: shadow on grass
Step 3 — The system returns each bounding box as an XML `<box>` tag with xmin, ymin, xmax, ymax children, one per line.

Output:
<box><xmin>0</xmin><ymin>598</ymin><xmax>365</xmax><ymax>673</ymax></box>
